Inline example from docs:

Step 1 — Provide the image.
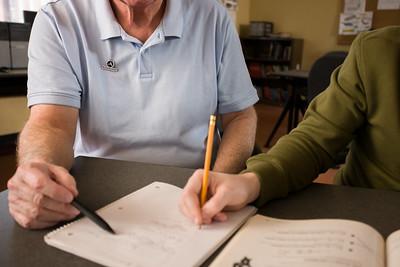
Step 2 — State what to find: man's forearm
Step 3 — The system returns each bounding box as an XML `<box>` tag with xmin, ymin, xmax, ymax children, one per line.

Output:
<box><xmin>9</xmin><ymin>105</ymin><xmax>79</xmax><ymax>229</ymax></box>
<box><xmin>213</xmin><ymin>107</ymin><xmax>257</xmax><ymax>173</ymax></box>
<box><xmin>18</xmin><ymin>121</ymin><xmax>75</xmax><ymax>169</ymax></box>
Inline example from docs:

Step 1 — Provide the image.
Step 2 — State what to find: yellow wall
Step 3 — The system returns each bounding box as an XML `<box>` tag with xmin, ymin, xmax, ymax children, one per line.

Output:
<box><xmin>237</xmin><ymin>0</ymin><xmax>251</xmax><ymax>28</ymax></box>
<box><xmin>0</xmin><ymin>97</ymin><xmax>29</xmax><ymax>135</ymax></box>
<box><xmin>247</xmin><ymin>0</ymin><xmax>349</xmax><ymax>70</ymax></box>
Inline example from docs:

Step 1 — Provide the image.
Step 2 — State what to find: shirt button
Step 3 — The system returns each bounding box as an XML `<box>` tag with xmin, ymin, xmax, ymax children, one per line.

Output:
<box><xmin>157</xmin><ymin>32</ymin><xmax>161</xmax><ymax>39</ymax></box>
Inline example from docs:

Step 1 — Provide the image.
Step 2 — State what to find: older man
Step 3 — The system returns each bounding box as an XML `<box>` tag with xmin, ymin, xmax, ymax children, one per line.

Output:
<box><xmin>7</xmin><ymin>0</ymin><xmax>258</xmax><ymax>228</ymax></box>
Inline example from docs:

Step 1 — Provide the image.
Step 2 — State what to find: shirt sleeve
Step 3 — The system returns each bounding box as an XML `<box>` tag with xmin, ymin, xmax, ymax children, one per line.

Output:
<box><xmin>245</xmin><ymin>32</ymin><xmax>368</xmax><ymax>207</ymax></box>
<box><xmin>27</xmin><ymin>8</ymin><xmax>82</xmax><ymax>109</ymax></box>
<box><xmin>216</xmin><ymin>15</ymin><xmax>259</xmax><ymax>114</ymax></box>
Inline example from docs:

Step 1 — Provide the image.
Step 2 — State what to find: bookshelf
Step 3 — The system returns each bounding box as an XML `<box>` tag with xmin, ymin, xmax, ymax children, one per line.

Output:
<box><xmin>241</xmin><ymin>36</ymin><xmax>303</xmax><ymax>105</ymax></box>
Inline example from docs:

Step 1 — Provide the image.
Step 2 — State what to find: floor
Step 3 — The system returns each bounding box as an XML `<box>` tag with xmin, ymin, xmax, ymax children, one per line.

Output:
<box><xmin>254</xmin><ymin>102</ymin><xmax>335</xmax><ymax>184</ymax></box>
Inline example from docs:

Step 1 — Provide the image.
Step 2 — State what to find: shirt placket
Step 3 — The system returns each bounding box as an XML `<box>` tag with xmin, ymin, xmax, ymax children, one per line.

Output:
<box><xmin>138</xmin><ymin>30</ymin><xmax>164</xmax><ymax>80</ymax></box>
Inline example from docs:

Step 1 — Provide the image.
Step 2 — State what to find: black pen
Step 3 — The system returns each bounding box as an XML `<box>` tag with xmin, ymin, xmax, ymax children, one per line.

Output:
<box><xmin>71</xmin><ymin>199</ymin><xmax>116</xmax><ymax>234</ymax></box>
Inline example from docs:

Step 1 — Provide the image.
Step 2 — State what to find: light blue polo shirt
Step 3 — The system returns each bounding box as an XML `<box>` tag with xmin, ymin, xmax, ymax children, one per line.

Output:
<box><xmin>27</xmin><ymin>0</ymin><xmax>258</xmax><ymax>168</ymax></box>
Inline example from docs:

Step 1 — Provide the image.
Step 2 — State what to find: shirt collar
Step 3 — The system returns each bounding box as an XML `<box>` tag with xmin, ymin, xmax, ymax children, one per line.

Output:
<box><xmin>96</xmin><ymin>0</ymin><xmax>183</xmax><ymax>41</ymax></box>
<box><xmin>96</xmin><ymin>0</ymin><xmax>121</xmax><ymax>40</ymax></box>
<box><xmin>161</xmin><ymin>0</ymin><xmax>183</xmax><ymax>38</ymax></box>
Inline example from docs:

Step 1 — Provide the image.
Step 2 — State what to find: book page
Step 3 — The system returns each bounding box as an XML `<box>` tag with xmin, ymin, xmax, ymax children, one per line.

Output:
<box><xmin>211</xmin><ymin>215</ymin><xmax>384</xmax><ymax>267</ymax></box>
<box><xmin>44</xmin><ymin>182</ymin><xmax>256</xmax><ymax>267</ymax></box>
<box><xmin>386</xmin><ymin>230</ymin><xmax>400</xmax><ymax>267</ymax></box>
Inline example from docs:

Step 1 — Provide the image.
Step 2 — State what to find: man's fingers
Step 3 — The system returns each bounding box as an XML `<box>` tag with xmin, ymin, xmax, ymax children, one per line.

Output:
<box><xmin>10</xmin><ymin>208</ymin><xmax>56</xmax><ymax>229</ymax></box>
<box><xmin>7</xmin><ymin>175</ymin><xmax>31</xmax><ymax>200</ymax></box>
<box><xmin>185</xmin><ymin>169</ymin><xmax>204</xmax><ymax>195</ymax></box>
<box><xmin>213</xmin><ymin>212</ymin><xmax>228</xmax><ymax>222</ymax></box>
<box><xmin>22</xmin><ymin>168</ymin><xmax>74</xmax><ymax>203</ymax></box>
<box><xmin>201</xmin><ymin>187</ymin><xmax>230</xmax><ymax>222</ymax></box>
<box><xmin>17</xmin><ymin>204</ymin><xmax>76</xmax><ymax>223</ymax></box>
<box><xmin>10</xmin><ymin>196</ymin><xmax>78</xmax><ymax>220</ymax></box>
<box><xmin>35</xmin><ymin>195</ymin><xmax>79</xmax><ymax>216</ymax></box>
<box><xmin>179</xmin><ymin>169</ymin><xmax>206</xmax><ymax>224</ymax></box>
<box><xmin>41</xmin><ymin>198</ymin><xmax>80</xmax><ymax>216</ymax></box>
<box><xmin>48</xmin><ymin>164</ymin><xmax>78</xmax><ymax>196</ymax></box>
<box><xmin>180</xmin><ymin>170</ymin><xmax>231</xmax><ymax>225</ymax></box>
<box><xmin>9</xmin><ymin>200</ymin><xmax>76</xmax><ymax>229</ymax></box>
<box><xmin>180</xmin><ymin>191</ymin><xmax>203</xmax><ymax>225</ymax></box>
<box><xmin>8</xmin><ymin>175</ymin><xmax>50</xmax><ymax>209</ymax></box>
<box><xmin>180</xmin><ymin>203</ymin><xmax>199</xmax><ymax>224</ymax></box>
<box><xmin>9</xmin><ymin>179</ymin><xmax>78</xmax><ymax>217</ymax></box>
<box><xmin>8</xmin><ymin>162</ymin><xmax>80</xmax><ymax>229</ymax></box>
<box><xmin>180</xmin><ymin>171</ymin><xmax>257</xmax><ymax>225</ymax></box>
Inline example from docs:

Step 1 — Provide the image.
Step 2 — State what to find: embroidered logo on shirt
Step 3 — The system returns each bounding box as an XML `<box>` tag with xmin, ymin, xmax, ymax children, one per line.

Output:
<box><xmin>101</xmin><ymin>59</ymin><xmax>119</xmax><ymax>72</ymax></box>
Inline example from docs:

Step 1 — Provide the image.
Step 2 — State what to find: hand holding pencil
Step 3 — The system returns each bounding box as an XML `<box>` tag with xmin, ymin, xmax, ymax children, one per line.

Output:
<box><xmin>179</xmin><ymin>115</ymin><xmax>261</xmax><ymax>225</ymax></box>
<box><xmin>200</xmin><ymin>115</ymin><xmax>216</xmax><ymax>208</ymax></box>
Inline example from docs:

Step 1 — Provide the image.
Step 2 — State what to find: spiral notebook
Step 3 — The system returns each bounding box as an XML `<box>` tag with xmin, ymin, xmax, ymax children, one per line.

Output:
<box><xmin>44</xmin><ymin>182</ymin><xmax>256</xmax><ymax>267</ymax></box>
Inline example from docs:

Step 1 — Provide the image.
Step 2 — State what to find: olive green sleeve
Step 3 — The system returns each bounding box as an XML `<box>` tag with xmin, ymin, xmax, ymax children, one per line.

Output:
<box><xmin>245</xmin><ymin>33</ymin><xmax>368</xmax><ymax>207</ymax></box>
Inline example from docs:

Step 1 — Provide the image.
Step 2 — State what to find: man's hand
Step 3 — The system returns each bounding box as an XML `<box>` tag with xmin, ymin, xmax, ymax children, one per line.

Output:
<box><xmin>179</xmin><ymin>170</ymin><xmax>260</xmax><ymax>225</ymax></box>
<box><xmin>7</xmin><ymin>161</ymin><xmax>80</xmax><ymax>229</ymax></box>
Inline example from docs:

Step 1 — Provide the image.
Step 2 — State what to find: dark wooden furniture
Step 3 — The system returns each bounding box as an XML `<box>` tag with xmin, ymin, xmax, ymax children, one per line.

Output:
<box><xmin>240</xmin><ymin>36</ymin><xmax>303</xmax><ymax>105</ymax></box>
<box><xmin>0</xmin><ymin>133</ymin><xmax>18</xmax><ymax>190</ymax></box>
<box><xmin>1</xmin><ymin>156</ymin><xmax>400</xmax><ymax>266</ymax></box>
<box><xmin>0</xmin><ymin>69</ymin><xmax>27</xmax><ymax>96</ymax></box>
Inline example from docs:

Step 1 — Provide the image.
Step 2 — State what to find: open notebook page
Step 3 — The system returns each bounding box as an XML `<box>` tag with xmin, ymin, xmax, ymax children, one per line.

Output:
<box><xmin>387</xmin><ymin>230</ymin><xmax>400</xmax><ymax>267</ymax></box>
<box><xmin>45</xmin><ymin>182</ymin><xmax>256</xmax><ymax>267</ymax></box>
<box><xmin>211</xmin><ymin>215</ymin><xmax>384</xmax><ymax>267</ymax></box>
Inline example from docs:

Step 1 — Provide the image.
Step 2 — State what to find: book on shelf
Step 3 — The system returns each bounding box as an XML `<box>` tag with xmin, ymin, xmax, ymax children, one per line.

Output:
<box><xmin>247</xmin><ymin>63</ymin><xmax>288</xmax><ymax>79</ymax></box>
<box><xmin>266</xmin><ymin>42</ymin><xmax>274</xmax><ymax>58</ymax></box>
<box><xmin>272</xmin><ymin>65</ymin><xmax>281</xmax><ymax>72</ymax></box>
<box><xmin>248</xmin><ymin>62</ymin><xmax>263</xmax><ymax>78</ymax></box>
<box><xmin>272</xmin><ymin>43</ymin><xmax>283</xmax><ymax>60</ymax></box>
<box><xmin>264</xmin><ymin>64</ymin><xmax>274</xmax><ymax>75</ymax></box>
<box><xmin>210</xmin><ymin>214</ymin><xmax>400</xmax><ymax>267</ymax></box>
<box><xmin>282</xmin><ymin>46</ymin><xmax>292</xmax><ymax>61</ymax></box>
<box><xmin>243</xmin><ymin>44</ymin><xmax>292</xmax><ymax>62</ymax></box>
<box><xmin>241</xmin><ymin>36</ymin><xmax>302</xmax><ymax>69</ymax></box>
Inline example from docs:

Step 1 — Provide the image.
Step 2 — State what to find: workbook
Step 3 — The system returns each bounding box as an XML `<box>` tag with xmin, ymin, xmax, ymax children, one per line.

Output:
<box><xmin>44</xmin><ymin>182</ymin><xmax>256</xmax><ymax>267</ymax></box>
<box><xmin>210</xmin><ymin>214</ymin><xmax>400</xmax><ymax>267</ymax></box>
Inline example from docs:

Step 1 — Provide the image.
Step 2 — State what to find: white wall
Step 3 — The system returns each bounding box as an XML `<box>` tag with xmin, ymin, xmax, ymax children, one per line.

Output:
<box><xmin>0</xmin><ymin>0</ymin><xmax>49</xmax><ymax>22</ymax></box>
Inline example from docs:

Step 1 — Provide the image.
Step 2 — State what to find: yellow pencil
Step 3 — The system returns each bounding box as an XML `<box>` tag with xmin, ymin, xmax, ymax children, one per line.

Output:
<box><xmin>200</xmin><ymin>115</ymin><xmax>216</xmax><ymax>208</ymax></box>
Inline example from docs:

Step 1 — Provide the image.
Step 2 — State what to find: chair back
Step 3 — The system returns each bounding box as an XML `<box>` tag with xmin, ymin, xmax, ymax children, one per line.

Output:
<box><xmin>307</xmin><ymin>51</ymin><xmax>348</xmax><ymax>103</ymax></box>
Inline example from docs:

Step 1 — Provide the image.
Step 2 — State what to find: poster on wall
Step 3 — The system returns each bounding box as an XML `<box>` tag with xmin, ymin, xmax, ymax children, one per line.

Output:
<box><xmin>339</xmin><ymin>11</ymin><xmax>373</xmax><ymax>35</ymax></box>
<box><xmin>377</xmin><ymin>0</ymin><xmax>400</xmax><ymax>10</ymax></box>
<box><xmin>344</xmin><ymin>0</ymin><xmax>366</xmax><ymax>13</ymax></box>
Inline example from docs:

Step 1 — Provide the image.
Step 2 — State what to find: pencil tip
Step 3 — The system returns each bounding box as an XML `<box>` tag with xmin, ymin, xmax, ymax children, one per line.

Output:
<box><xmin>106</xmin><ymin>226</ymin><xmax>116</xmax><ymax>234</ymax></box>
<box><xmin>109</xmin><ymin>229</ymin><xmax>116</xmax><ymax>234</ymax></box>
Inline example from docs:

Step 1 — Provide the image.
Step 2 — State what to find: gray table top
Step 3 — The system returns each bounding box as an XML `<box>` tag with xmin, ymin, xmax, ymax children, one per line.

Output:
<box><xmin>273</xmin><ymin>69</ymin><xmax>309</xmax><ymax>79</ymax></box>
<box><xmin>1</xmin><ymin>156</ymin><xmax>400</xmax><ymax>266</ymax></box>
<box><xmin>0</xmin><ymin>69</ymin><xmax>27</xmax><ymax>78</ymax></box>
